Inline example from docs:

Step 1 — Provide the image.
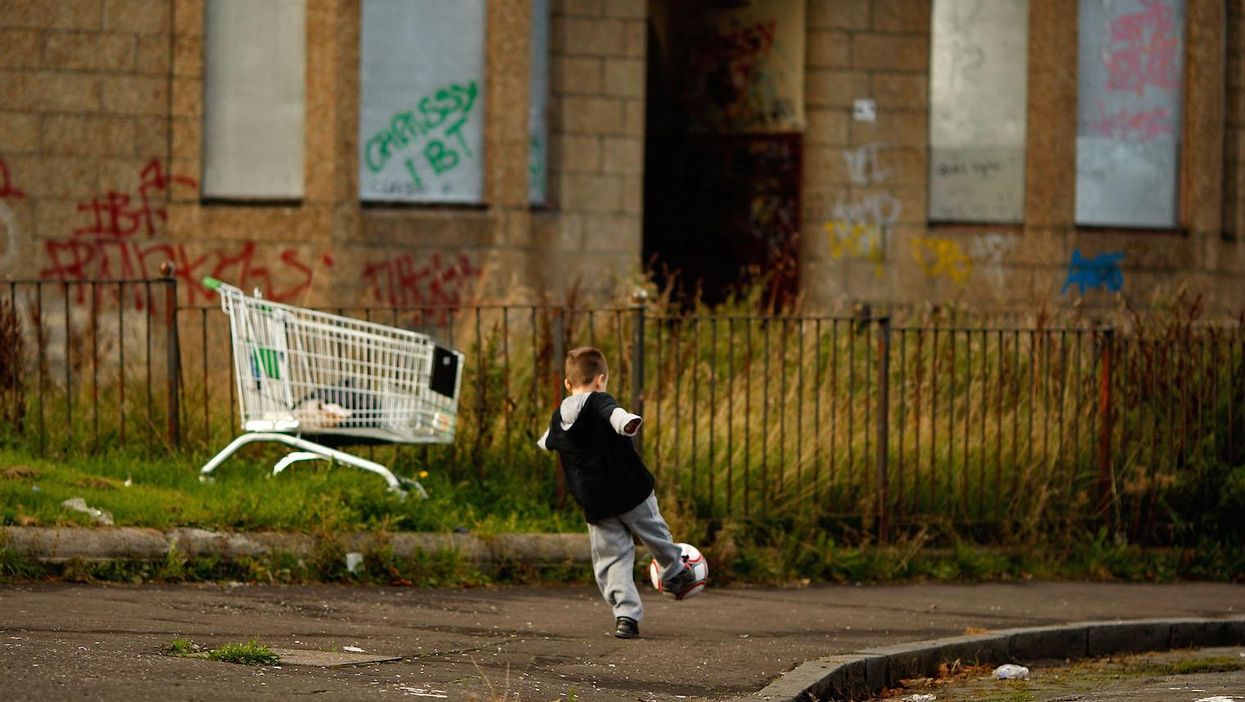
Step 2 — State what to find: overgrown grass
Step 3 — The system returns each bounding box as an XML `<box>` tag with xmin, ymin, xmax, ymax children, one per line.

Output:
<box><xmin>208</xmin><ymin>638</ymin><xmax>278</xmax><ymax>665</ymax></box>
<box><xmin>2</xmin><ymin>282</ymin><xmax>1243</xmax><ymax>585</ymax></box>
<box><xmin>0</xmin><ymin>446</ymin><xmax>580</xmax><ymax>534</ymax></box>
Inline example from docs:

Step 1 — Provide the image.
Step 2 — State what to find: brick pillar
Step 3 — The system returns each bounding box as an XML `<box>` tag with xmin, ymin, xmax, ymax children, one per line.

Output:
<box><xmin>542</xmin><ymin>0</ymin><xmax>646</xmax><ymax>299</ymax></box>
<box><xmin>1224</xmin><ymin>1</ymin><xmax>1245</xmax><ymax>241</ymax></box>
<box><xmin>1022</xmin><ymin>0</ymin><xmax>1077</xmax><ymax>298</ymax></box>
<box><xmin>802</xmin><ymin>0</ymin><xmax>931</xmax><ymax>307</ymax></box>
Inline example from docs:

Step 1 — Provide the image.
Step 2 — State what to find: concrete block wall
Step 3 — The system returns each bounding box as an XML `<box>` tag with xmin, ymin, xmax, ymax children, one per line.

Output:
<box><xmin>537</xmin><ymin>0</ymin><xmax>647</xmax><ymax>298</ymax></box>
<box><xmin>3</xmin><ymin>0</ymin><xmax>1243</xmax><ymax>320</ymax></box>
<box><xmin>799</xmin><ymin>0</ymin><xmax>1245</xmax><ymax>316</ymax></box>
<box><xmin>1223</xmin><ymin>0</ymin><xmax>1245</xmax><ymax>284</ymax></box>
<box><xmin>801</xmin><ymin>0</ymin><xmax>937</xmax><ymax>310</ymax></box>
<box><xmin>0</xmin><ymin>0</ymin><xmax>183</xmax><ymax>294</ymax></box>
<box><xmin>1</xmin><ymin>0</ymin><xmax>650</xmax><ymax>325</ymax></box>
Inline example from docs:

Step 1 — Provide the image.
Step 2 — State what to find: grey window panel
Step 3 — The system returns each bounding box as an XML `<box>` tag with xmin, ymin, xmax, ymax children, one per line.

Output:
<box><xmin>1075</xmin><ymin>0</ymin><xmax>1184</xmax><ymax>228</ymax></box>
<box><xmin>359</xmin><ymin>0</ymin><xmax>486</xmax><ymax>204</ymax></box>
<box><xmin>928</xmin><ymin>0</ymin><xmax>1029</xmax><ymax>223</ymax></box>
<box><xmin>203</xmin><ymin>0</ymin><xmax>306</xmax><ymax>199</ymax></box>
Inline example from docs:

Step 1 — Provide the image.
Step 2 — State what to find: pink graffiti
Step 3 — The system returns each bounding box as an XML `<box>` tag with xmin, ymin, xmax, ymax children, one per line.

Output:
<box><xmin>74</xmin><ymin>159</ymin><xmax>197</xmax><ymax>239</ymax></box>
<box><xmin>0</xmin><ymin>158</ymin><xmax>25</xmax><ymax>200</ymax></box>
<box><xmin>1105</xmin><ymin>0</ymin><xmax>1179</xmax><ymax>96</ymax></box>
<box><xmin>1092</xmin><ymin>102</ymin><xmax>1173</xmax><ymax>142</ymax></box>
<box><xmin>362</xmin><ymin>252</ymin><xmax>482</xmax><ymax>323</ymax></box>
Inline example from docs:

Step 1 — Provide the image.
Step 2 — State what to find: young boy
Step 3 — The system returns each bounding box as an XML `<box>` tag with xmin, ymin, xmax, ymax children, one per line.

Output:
<box><xmin>537</xmin><ymin>346</ymin><xmax>696</xmax><ymax>639</ymax></box>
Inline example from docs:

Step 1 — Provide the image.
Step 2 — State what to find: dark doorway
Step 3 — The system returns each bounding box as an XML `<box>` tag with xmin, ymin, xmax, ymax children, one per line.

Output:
<box><xmin>643</xmin><ymin>0</ymin><xmax>804</xmax><ymax>307</ymax></box>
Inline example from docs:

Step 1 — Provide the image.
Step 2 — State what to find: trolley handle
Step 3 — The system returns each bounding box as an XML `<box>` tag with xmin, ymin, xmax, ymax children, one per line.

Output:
<box><xmin>203</xmin><ymin>276</ymin><xmax>224</xmax><ymax>291</ymax></box>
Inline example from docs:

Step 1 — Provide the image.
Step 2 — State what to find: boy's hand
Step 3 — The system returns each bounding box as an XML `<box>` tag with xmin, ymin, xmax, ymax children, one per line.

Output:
<box><xmin>623</xmin><ymin>417</ymin><xmax>641</xmax><ymax>435</ymax></box>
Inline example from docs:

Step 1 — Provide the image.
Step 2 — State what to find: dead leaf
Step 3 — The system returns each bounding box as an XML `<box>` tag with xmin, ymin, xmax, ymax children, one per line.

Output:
<box><xmin>72</xmin><ymin>476</ymin><xmax>117</xmax><ymax>491</ymax></box>
<box><xmin>2</xmin><ymin>465</ymin><xmax>39</xmax><ymax>480</ymax></box>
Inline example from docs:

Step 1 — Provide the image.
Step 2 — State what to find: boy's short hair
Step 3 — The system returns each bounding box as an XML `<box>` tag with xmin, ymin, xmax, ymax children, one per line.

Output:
<box><xmin>566</xmin><ymin>347</ymin><xmax>608</xmax><ymax>387</ymax></box>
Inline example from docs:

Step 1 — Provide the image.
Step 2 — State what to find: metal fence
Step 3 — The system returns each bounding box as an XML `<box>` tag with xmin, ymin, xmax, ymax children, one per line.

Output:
<box><xmin>2</xmin><ymin>277</ymin><xmax>1241</xmax><ymax>541</ymax></box>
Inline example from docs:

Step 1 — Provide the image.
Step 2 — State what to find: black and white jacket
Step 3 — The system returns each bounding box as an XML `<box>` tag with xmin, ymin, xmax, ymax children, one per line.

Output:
<box><xmin>537</xmin><ymin>392</ymin><xmax>652</xmax><ymax>523</ymax></box>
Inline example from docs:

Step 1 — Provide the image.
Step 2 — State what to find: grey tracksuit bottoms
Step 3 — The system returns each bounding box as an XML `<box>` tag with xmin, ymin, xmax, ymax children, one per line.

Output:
<box><xmin>587</xmin><ymin>491</ymin><xmax>684</xmax><ymax>622</ymax></box>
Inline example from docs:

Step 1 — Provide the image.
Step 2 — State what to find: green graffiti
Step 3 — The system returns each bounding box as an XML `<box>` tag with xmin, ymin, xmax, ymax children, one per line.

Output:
<box><xmin>364</xmin><ymin>81</ymin><xmax>479</xmax><ymax>182</ymax></box>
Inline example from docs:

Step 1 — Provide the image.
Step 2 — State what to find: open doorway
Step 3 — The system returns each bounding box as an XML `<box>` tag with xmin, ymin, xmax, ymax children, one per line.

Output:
<box><xmin>643</xmin><ymin>0</ymin><xmax>805</xmax><ymax>307</ymax></box>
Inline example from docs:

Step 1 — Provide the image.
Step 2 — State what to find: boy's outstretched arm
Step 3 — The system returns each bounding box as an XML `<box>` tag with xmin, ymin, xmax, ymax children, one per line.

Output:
<box><xmin>536</xmin><ymin>428</ymin><xmax>550</xmax><ymax>450</ymax></box>
<box><xmin>597</xmin><ymin>393</ymin><xmax>642</xmax><ymax>436</ymax></box>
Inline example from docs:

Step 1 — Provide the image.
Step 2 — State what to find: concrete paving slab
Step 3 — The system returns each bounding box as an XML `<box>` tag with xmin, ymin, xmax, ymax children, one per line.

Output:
<box><xmin>1</xmin><ymin>581</ymin><xmax>1242</xmax><ymax>701</ymax></box>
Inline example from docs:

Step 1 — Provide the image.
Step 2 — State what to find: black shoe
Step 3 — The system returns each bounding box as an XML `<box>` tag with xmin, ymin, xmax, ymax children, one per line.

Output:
<box><xmin>662</xmin><ymin>564</ymin><xmax>696</xmax><ymax>597</ymax></box>
<box><xmin>614</xmin><ymin>617</ymin><xmax>639</xmax><ymax>639</ymax></box>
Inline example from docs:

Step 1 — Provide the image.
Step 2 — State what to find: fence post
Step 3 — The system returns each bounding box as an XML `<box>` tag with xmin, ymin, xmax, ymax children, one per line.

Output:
<box><xmin>160</xmin><ymin>262</ymin><xmax>181</xmax><ymax>449</ymax></box>
<box><xmin>551</xmin><ymin>307</ymin><xmax>566</xmax><ymax>507</ymax></box>
<box><xmin>875</xmin><ymin>316</ymin><xmax>892</xmax><ymax>544</ymax></box>
<box><xmin>551</xmin><ymin>307</ymin><xmax>565</xmax><ymax>403</ymax></box>
<box><xmin>1097</xmin><ymin>326</ymin><xmax>1115</xmax><ymax>524</ymax></box>
<box><xmin>630</xmin><ymin>290</ymin><xmax>647</xmax><ymax>452</ymax></box>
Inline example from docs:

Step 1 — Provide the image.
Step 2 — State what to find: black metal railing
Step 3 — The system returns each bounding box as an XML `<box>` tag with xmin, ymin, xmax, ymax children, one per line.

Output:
<box><xmin>2</xmin><ymin>276</ymin><xmax>1240</xmax><ymax>542</ymax></box>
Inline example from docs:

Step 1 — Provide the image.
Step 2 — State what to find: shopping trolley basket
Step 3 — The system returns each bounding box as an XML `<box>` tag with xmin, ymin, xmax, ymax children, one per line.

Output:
<box><xmin>198</xmin><ymin>278</ymin><xmax>464</xmax><ymax>497</ymax></box>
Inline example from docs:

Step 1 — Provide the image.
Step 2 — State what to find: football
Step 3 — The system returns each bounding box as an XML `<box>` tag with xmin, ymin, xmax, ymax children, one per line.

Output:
<box><xmin>649</xmin><ymin>542</ymin><xmax>708</xmax><ymax>600</ymax></box>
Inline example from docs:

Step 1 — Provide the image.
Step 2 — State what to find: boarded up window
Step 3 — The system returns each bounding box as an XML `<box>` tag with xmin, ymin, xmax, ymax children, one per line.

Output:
<box><xmin>359</xmin><ymin>0</ymin><xmax>486</xmax><ymax>203</ymax></box>
<box><xmin>1076</xmin><ymin>0</ymin><xmax>1184</xmax><ymax>228</ymax></box>
<box><xmin>202</xmin><ymin>0</ymin><xmax>306</xmax><ymax>199</ymax></box>
<box><xmin>928</xmin><ymin>0</ymin><xmax>1028</xmax><ymax>223</ymax></box>
<box><xmin>529</xmin><ymin>0</ymin><xmax>549</xmax><ymax>205</ymax></box>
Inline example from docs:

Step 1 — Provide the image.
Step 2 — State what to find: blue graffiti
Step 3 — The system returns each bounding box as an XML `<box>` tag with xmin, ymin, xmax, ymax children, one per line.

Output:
<box><xmin>1062</xmin><ymin>249</ymin><xmax>1124</xmax><ymax>295</ymax></box>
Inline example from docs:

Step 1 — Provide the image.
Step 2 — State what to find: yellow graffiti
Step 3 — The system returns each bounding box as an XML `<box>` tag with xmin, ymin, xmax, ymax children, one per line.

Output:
<box><xmin>911</xmin><ymin>236</ymin><xmax>972</xmax><ymax>285</ymax></box>
<box><xmin>824</xmin><ymin>220</ymin><xmax>885</xmax><ymax>278</ymax></box>
<box><xmin>824</xmin><ymin>220</ymin><xmax>883</xmax><ymax>259</ymax></box>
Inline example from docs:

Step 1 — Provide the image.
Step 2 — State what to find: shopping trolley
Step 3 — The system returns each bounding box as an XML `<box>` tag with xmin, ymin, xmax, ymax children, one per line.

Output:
<box><xmin>198</xmin><ymin>278</ymin><xmax>464</xmax><ymax>497</ymax></box>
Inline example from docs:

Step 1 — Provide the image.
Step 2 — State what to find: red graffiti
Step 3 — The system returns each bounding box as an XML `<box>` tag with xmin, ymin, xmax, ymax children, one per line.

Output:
<box><xmin>1105</xmin><ymin>0</ymin><xmax>1179</xmax><ymax>96</ymax></box>
<box><xmin>362</xmin><ymin>252</ymin><xmax>482</xmax><ymax>323</ymax></box>
<box><xmin>74</xmin><ymin>159</ymin><xmax>196</xmax><ymax>239</ymax></box>
<box><xmin>0</xmin><ymin>159</ymin><xmax>25</xmax><ymax>200</ymax></box>
<box><xmin>40</xmin><ymin>157</ymin><xmax>334</xmax><ymax>311</ymax></box>
<box><xmin>1092</xmin><ymin>102</ymin><xmax>1173</xmax><ymax>142</ymax></box>
<box><xmin>40</xmin><ymin>238</ymin><xmax>333</xmax><ymax>310</ymax></box>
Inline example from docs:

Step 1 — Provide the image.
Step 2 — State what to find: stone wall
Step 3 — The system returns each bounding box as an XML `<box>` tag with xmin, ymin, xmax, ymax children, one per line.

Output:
<box><xmin>0</xmin><ymin>0</ymin><xmax>649</xmax><ymax>322</ymax></box>
<box><xmin>2</xmin><ymin>0</ymin><xmax>1243</xmax><ymax>319</ymax></box>
<box><xmin>536</xmin><ymin>0</ymin><xmax>647</xmax><ymax>296</ymax></box>
<box><xmin>799</xmin><ymin>0</ymin><xmax>1245</xmax><ymax>315</ymax></box>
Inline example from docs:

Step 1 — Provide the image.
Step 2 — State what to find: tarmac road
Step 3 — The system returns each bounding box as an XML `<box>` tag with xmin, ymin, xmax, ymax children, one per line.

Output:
<box><xmin>0</xmin><ymin>581</ymin><xmax>1242</xmax><ymax>701</ymax></box>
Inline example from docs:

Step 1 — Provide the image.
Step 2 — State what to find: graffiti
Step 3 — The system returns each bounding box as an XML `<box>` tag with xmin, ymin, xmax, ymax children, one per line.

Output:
<box><xmin>825</xmin><ymin>143</ymin><xmax>898</xmax><ymax>269</ymax></box>
<box><xmin>843</xmin><ymin>143</ymin><xmax>891</xmax><ymax>186</ymax></box>
<box><xmin>911</xmin><ymin>236</ymin><xmax>972</xmax><ymax>285</ymax></box>
<box><xmin>74</xmin><ymin>159</ymin><xmax>196</xmax><ymax>239</ymax></box>
<box><xmin>665</xmin><ymin>5</ymin><xmax>804</xmax><ymax>134</ymax></box>
<box><xmin>1062</xmin><ymin>249</ymin><xmax>1125</xmax><ymax>295</ymax></box>
<box><xmin>1105</xmin><ymin>0</ymin><xmax>1179</xmax><ymax>97</ymax></box>
<box><xmin>362</xmin><ymin>252</ymin><xmax>483</xmax><ymax>323</ymax></box>
<box><xmin>40</xmin><ymin>239</ymin><xmax>334</xmax><ymax>308</ymax></box>
<box><xmin>933</xmin><ymin>156</ymin><xmax>1004</xmax><ymax>180</ymax></box>
<box><xmin>36</xmin><ymin>158</ymin><xmax>329</xmax><ymax>309</ymax></box>
<box><xmin>686</xmin><ymin>18</ymin><xmax>782</xmax><ymax>130</ymax></box>
<box><xmin>967</xmin><ymin>232</ymin><xmax>1017</xmax><ymax>287</ymax></box>
<box><xmin>910</xmin><ymin>232</ymin><xmax>1017</xmax><ymax>288</ymax></box>
<box><xmin>825</xmin><ymin>221</ymin><xmax>884</xmax><ymax>262</ymax></box>
<box><xmin>363</xmin><ymin>81</ymin><xmax>479</xmax><ymax>188</ymax></box>
<box><xmin>0</xmin><ymin>159</ymin><xmax>25</xmax><ymax>201</ymax></box>
<box><xmin>0</xmin><ymin>158</ymin><xmax>23</xmax><ymax>270</ymax></box>
<box><xmin>1091</xmin><ymin>102</ymin><xmax>1172</xmax><ymax>142</ymax></box>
